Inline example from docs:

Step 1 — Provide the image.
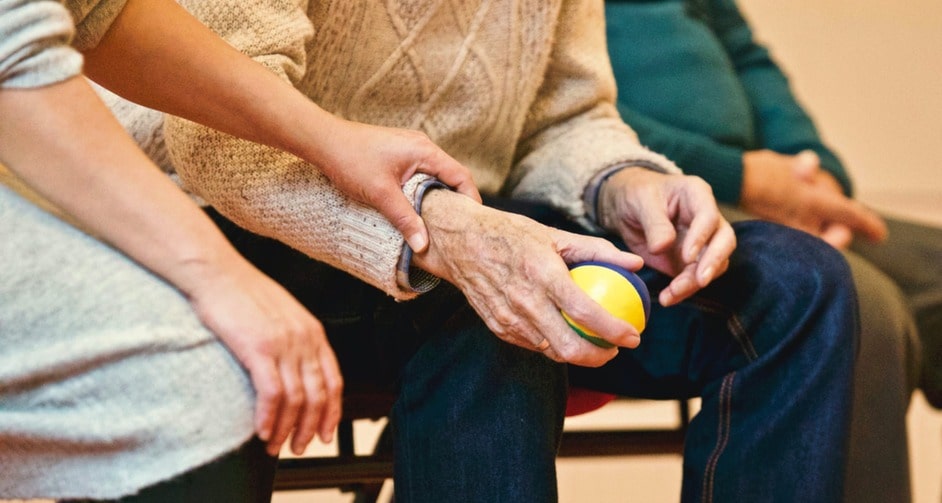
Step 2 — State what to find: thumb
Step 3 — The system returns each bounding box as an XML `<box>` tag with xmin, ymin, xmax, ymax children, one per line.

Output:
<box><xmin>820</xmin><ymin>223</ymin><xmax>854</xmax><ymax>249</ymax></box>
<box><xmin>639</xmin><ymin>211</ymin><xmax>678</xmax><ymax>255</ymax></box>
<box><xmin>791</xmin><ymin>150</ymin><xmax>821</xmax><ymax>181</ymax></box>
<box><xmin>381</xmin><ymin>194</ymin><xmax>430</xmax><ymax>253</ymax></box>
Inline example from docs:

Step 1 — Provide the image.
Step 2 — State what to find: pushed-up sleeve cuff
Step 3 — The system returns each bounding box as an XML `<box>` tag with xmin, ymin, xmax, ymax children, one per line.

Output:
<box><xmin>0</xmin><ymin>0</ymin><xmax>82</xmax><ymax>89</ymax></box>
<box><xmin>65</xmin><ymin>0</ymin><xmax>128</xmax><ymax>52</ymax></box>
<box><xmin>582</xmin><ymin>160</ymin><xmax>677</xmax><ymax>232</ymax></box>
<box><xmin>396</xmin><ymin>179</ymin><xmax>450</xmax><ymax>294</ymax></box>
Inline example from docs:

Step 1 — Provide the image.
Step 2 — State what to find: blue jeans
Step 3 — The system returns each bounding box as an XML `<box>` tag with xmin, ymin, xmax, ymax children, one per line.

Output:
<box><xmin>576</xmin><ymin>221</ymin><xmax>858</xmax><ymax>502</ymax></box>
<box><xmin>491</xmin><ymin>199</ymin><xmax>859</xmax><ymax>502</ymax></box>
<box><xmin>209</xmin><ymin>202</ymin><xmax>858</xmax><ymax>502</ymax></box>
<box><xmin>207</xmin><ymin>209</ymin><xmax>567</xmax><ymax>502</ymax></box>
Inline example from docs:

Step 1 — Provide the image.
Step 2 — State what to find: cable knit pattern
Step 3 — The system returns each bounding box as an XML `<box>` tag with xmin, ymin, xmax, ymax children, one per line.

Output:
<box><xmin>163</xmin><ymin>0</ymin><xmax>680</xmax><ymax>300</ymax></box>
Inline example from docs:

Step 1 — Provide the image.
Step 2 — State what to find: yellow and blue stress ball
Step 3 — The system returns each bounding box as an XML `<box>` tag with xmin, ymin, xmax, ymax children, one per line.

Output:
<box><xmin>563</xmin><ymin>261</ymin><xmax>651</xmax><ymax>348</ymax></box>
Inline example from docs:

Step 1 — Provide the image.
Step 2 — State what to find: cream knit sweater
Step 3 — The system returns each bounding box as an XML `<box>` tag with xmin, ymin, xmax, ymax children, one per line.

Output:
<box><xmin>164</xmin><ymin>0</ymin><xmax>679</xmax><ymax>300</ymax></box>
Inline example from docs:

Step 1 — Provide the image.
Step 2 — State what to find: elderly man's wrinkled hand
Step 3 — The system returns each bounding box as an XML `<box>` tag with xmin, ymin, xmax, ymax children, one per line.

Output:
<box><xmin>598</xmin><ymin>167</ymin><xmax>736</xmax><ymax>307</ymax></box>
<box><xmin>412</xmin><ymin>190</ymin><xmax>645</xmax><ymax>367</ymax></box>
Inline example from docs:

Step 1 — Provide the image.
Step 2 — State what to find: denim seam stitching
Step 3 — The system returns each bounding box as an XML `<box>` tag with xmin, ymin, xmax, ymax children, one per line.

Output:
<box><xmin>702</xmin><ymin>372</ymin><xmax>735</xmax><ymax>503</ymax></box>
<box><xmin>689</xmin><ymin>296</ymin><xmax>758</xmax><ymax>361</ymax></box>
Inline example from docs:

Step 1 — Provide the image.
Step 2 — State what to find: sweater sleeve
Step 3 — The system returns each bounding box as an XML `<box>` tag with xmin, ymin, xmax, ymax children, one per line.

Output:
<box><xmin>64</xmin><ymin>0</ymin><xmax>127</xmax><ymax>52</ymax></box>
<box><xmin>506</xmin><ymin>0</ymin><xmax>680</xmax><ymax>230</ymax></box>
<box><xmin>615</xmin><ymin>100</ymin><xmax>746</xmax><ymax>205</ymax></box>
<box><xmin>163</xmin><ymin>0</ymin><xmax>428</xmax><ymax>300</ymax></box>
<box><xmin>710</xmin><ymin>0</ymin><xmax>853</xmax><ymax>196</ymax></box>
<box><xmin>0</xmin><ymin>0</ymin><xmax>82</xmax><ymax>89</ymax></box>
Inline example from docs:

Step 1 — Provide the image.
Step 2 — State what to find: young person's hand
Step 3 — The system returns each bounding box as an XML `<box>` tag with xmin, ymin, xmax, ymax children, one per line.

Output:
<box><xmin>0</xmin><ymin>76</ymin><xmax>342</xmax><ymax>458</ymax></box>
<box><xmin>314</xmin><ymin>119</ymin><xmax>482</xmax><ymax>253</ymax></box>
<box><xmin>83</xmin><ymin>0</ymin><xmax>481</xmax><ymax>255</ymax></box>
<box><xmin>181</xmin><ymin>255</ymin><xmax>343</xmax><ymax>457</ymax></box>
<box><xmin>597</xmin><ymin>168</ymin><xmax>737</xmax><ymax>307</ymax></box>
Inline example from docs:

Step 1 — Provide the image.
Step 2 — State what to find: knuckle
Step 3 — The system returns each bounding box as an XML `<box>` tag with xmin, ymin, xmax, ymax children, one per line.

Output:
<box><xmin>410</xmin><ymin>130</ymin><xmax>432</xmax><ymax>143</ymax></box>
<box><xmin>553</xmin><ymin>342</ymin><xmax>580</xmax><ymax>362</ymax></box>
<box><xmin>308</xmin><ymin>392</ymin><xmax>326</xmax><ymax>410</ymax></box>
<box><xmin>307</xmin><ymin>317</ymin><xmax>326</xmax><ymax>338</ymax></box>
<box><xmin>561</xmin><ymin>302</ymin><xmax>592</xmax><ymax>323</ymax></box>
<box><xmin>500</xmin><ymin>316</ymin><xmax>529</xmax><ymax>339</ymax></box>
<box><xmin>258</xmin><ymin>381</ymin><xmax>283</xmax><ymax>402</ymax></box>
<box><xmin>507</xmin><ymin>292</ymin><xmax>538</xmax><ymax>318</ymax></box>
<box><xmin>687</xmin><ymin>175</ymin><xmax>712</xmax><ymax>192</ymax></box>
<box><xmin>250</xmin><ymin>334</ymin><xmax>278</xmax><ymax>356</ymax></box>
<box><xmin>489</xmin><ymin>305</ymin><xmax>517</xmax><ymax>329</ymax></box>
<box><xmin>285</xmin><ymin>387</ymin><xmax>305</xmax><ymax>407</ymax></box>
<box><xmin>326</xmin><ymin>376</ymin><xmax>344</xmax><ymax>396</ymax></box>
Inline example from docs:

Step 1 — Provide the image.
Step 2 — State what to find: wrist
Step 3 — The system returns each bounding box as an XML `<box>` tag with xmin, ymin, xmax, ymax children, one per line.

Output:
<box><xmin>595</xmin><ymin>166</ymin><xmax>649</xmax><ymax>231</ymax></box>
<box><xmin>161</xmin><ymin>228</ymin><xmax>253</xmax><ymax>301</ymax></box>
<box><xmin>288</xmin><ymin>104</ymin><xmax>349</xmax><ymax>168</ymax></box>
<box><xmin>406</xmin><ymin>188</ymin><xmax>454</xmax><ymax>274</ymax></box>
<box><xmin>396</xmin><ymin>180</ymin><xmax>450</xmax><ymax>293</ymax></box>
<box><xmin>585</xmin><ymin>164</ymin><xmax>631</xmax><ymax>227</ymax></box>
<box><xmin>740</xmin><ymin>151</ymin><xmax>766</xmax><ymax>207</ymax></box>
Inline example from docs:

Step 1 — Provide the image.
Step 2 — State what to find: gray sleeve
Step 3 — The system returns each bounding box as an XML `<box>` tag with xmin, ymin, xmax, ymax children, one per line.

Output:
<box><xmin>0</xmin><ymin>0</ymin><xmax>83</xmax><ymax>88</ymax></box>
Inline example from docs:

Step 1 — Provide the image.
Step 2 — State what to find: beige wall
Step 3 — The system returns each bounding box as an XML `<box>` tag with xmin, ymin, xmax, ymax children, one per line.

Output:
<box><xmin>738</xmin><ymin>0</ymin><xmax>942</xmax><ymax>224</ymax></box>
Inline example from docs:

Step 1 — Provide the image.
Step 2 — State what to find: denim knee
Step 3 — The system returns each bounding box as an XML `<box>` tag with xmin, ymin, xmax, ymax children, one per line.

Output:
<box><xmin>727</xmin><ymin>220</ymin><xmax>859</xmax><ymax>360</ymax></box>
<box><xmin>682</xmin><ymin>222</ymin><xmax>859</xmax><ymax>502</ymax></box>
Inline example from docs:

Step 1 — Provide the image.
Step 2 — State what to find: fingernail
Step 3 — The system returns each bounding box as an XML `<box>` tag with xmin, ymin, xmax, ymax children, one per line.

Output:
<box><xmin>407</xmin><ymin>232</ymin><xmax>428</xmax><ymax>253</ymax></box>
<box><xmin>699</xmin><ymin>265</ymin><xmax>715</xmax><ymax>285</ymax></box>
<box><xmin>659</xmin><ymin>290</ymin><xmax>674</xmax><ymax>306</ymax></box>
<box><xmin>673</xmin><ymin>276</ymin><xmax>692</xmax><ymax>293</ymax></box>
<box><xmin>687</xmin><ymin>244</ymin><xmax>702</xmax><ymax>262</ymax></box>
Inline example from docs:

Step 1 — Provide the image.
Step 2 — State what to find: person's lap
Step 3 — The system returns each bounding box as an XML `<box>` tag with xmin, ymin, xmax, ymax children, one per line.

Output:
<box><xmin>205</xmin><ymin>207</ymin><xmax>568</xmax><ymax>502</ymax></box>
<box><xmin>851</xmin><ymin>215</ymin><xmax>942</xmax><ymax>406</ymax></box>
<box><xmin>487</xmin><ymin>198</ymin><xmax>857</xmax><ymax>500</ymax></box>
<box><xmin>718</xmin><ymin>205</ymin><xmax>918</xmax><ymax>502</ymax></box>
<box><xmin>570</xmin><ymin>220</ymin><xmax>857</xmax><ymax>501</ymax></box>
<box><xmin>0</xmin><ymin>185</ymin><xmax>259</xmax><ymax>501</ymax></box>
<box><xmin>203</xmin><ymin>199</ymin><xmax>857</xmax><ymax>502</ymax></box>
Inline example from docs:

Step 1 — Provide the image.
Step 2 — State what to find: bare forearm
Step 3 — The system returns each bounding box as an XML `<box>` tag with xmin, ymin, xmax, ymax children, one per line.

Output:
<box><xmin>0</xmin><ymin>76</ymin><xmax>244</xmax><ymax>295</ymax></box>
<box><xmin>81</xmin><ymin>0</ymin><xmax>332</xmax><ymax>165</ymax></box>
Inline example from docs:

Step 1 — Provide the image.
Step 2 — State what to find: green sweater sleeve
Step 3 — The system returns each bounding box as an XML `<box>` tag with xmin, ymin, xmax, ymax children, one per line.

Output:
<box><xmin>615</xmin><ymin>100</ymin><xmax>745</xmax><ymax>204</ymax></box>
<box><xmin>709</xmin><ymin>0</ymin><xmax>853</xmax><ymax>196</ymax></box>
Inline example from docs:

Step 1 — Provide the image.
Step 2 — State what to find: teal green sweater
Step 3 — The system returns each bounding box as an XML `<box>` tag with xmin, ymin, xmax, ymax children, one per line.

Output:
<box><xmin>605</xmin><ymin>0</ymin><xmax>852</xmax><ymax>204</ymax></box>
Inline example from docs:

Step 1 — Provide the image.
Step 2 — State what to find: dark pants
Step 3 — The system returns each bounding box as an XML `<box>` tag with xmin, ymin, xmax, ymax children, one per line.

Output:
<box><xmin>207</xmin><ymin>207</ymin><xmax>568</xmax><ymax>503</ymax></box>
<box><xmin>851</xmin><ymin>216</ymin><xmax>942</xmax><ymax>405</ymax></box>
<box><xmin>67</xmin><ymin>438</ymin><xmax>277</xmax><ymax>503</ymax></box>
<box><xmin>127</xmin><ymin>201</ymin><xmax>857</xmax><ymax>503</ymax></box>
<box><xmin>492</xmin><ymin>199</ymin><xmax>860</xmax><ymax>502</ymax></box>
